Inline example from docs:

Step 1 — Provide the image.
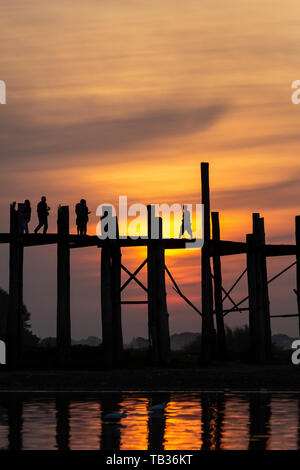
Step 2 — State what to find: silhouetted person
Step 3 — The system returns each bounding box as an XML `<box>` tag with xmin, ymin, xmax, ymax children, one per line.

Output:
<box><xmin>34</xmin><ymin>196</ymin><xmax>50</xmax><ymax>234</ymax></box>
<box><xmin>179</xmin><ymin>205</ymin><xmax>193</xmax><ymax>238</ymax></box>
<box><xmin>20</xmin><ymin>199</ymin><xmax>31</xmax><ymax>234</ymax></box>
<box><xmin>11</xmin><ymin>201</ymin><xmax>30</xmax><ymax>234</ymax></box>
<box><xmin>75</xmin><ymin>199</ymin><xmax>90</xmax><ymax>235</ymax></box>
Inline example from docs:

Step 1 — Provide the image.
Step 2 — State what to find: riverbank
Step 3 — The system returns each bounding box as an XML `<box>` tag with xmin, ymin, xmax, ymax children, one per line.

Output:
<box><xmin>1</xmin><ymin>364</ymin><xmax>300</xmax><ymax>391</ymax></box>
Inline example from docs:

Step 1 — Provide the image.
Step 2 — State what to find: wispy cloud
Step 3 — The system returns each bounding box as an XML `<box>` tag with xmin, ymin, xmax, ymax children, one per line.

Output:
<box><xmin>213</xmin><ymin>176</ymin><xmax>300</xmax><ymax>210</ymax></box>
<box><xmin>0</xmin><ymin>104</ymin><xmax>228</xmax><ymax>168</ymax></box>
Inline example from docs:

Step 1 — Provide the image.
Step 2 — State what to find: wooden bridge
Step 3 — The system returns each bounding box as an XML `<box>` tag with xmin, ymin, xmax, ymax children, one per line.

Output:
<box><xmin>1</xmin><ymin>162</ymin><xmax>299</xmax><ymax>368</ymax></box>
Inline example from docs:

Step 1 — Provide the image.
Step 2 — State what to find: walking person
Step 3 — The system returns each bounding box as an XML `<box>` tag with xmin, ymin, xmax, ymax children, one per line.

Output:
<box><xmin>179</xmin><ymin>205</ymin><xmax>193</xmax><ymax>239</ymax></box>
<box><xmin>34</xmin><ymin>196</ymin><xmax>50</xmax><ymax>234</ymax></box>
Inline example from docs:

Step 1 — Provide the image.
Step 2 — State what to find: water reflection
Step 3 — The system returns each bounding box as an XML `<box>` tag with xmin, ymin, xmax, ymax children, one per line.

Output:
<box><xmin>69</xmin><ymin>400</ymin><xmax>101</xmax><ymax>450</ymax></box>
<box><xmin>222</xmin><ymin>396</ymin><xmax>249</xmax><ymax>450</ymax></box>
<box><xmin>248</xmin><ymin>393</ymin><xmax>271</xmax><ymax>450</ymax></box>
<box><xmin>0</xmin><ymin>392</ymin><xmax>299</xmax><ymax>450</ymax></box>
<box><xmin>56</xmin><ymin>397</ymin><xmax>70</xmax><ymax>450</ymax></box>
<box><xmin>7</xmin><ymin>395</ymin><xmax>23</xmax><ymax>450</ymax></box>
<box><xmin>101</xmin><ymin>394</ymin><xmax>122</xmax><ymax>451</ymax></box>
<box><xmin>147</xmin><ymin>394</ymin><xmax>169</xmax><ymax>451</ymax></box>
<box><xmin>201</xmin><ymin>393</ymin><xmax>225</xmax><ymax>450</ymax></box>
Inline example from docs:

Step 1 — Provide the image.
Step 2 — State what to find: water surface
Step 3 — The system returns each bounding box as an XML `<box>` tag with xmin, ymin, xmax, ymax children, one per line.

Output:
<box><xmin>0</xmin><ymin>392</ymin><xmax>299</xmax><ymax>450</ymax></box>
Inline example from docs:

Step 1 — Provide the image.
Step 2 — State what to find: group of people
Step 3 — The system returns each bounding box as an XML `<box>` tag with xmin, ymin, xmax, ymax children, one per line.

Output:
<box><xmin>14</xmin><ymin>199</ymin><xmax>192</xmax><ymax>238</ymax></box>
<box><xmin>14</xmin><ymin>197</ymin><xmax>90</xmax><ymax>235</ymax></box>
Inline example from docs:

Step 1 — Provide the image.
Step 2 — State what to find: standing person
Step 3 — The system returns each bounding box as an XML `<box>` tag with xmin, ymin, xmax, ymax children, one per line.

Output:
<box><xmin>34</xmin><ymin>196</ymin><xmax>50</xmax><ymax>234</ymax></box>
<box><xmin>81</xmin><ymin>199</ymin><xmax>91</xmax><ymax>235</ymax></box>
<box><xmin>20</xmin><ymin>199</ymin><xmax>31</xmax><ymax>234</ymax></box>
<box><xmin>75</xmin><ymin>200</ymin><xmax>83</xmax><ymax>235</ymax></box>
<box><xmin>75</xmin><ymin>199</ymin><xmax>91</xmax><ymax>235</ymax></box>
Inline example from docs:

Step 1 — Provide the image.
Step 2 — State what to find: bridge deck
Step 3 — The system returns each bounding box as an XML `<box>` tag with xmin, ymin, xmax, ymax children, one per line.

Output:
<box><xmin>0</xmin><ymin>233</ymin><xmax>297</xmax><ymax>256</ymax></box>
<box><xmin>0</xmin><ymin>233</ymin><xmax>196</xmax><ymax>249</ymax></box>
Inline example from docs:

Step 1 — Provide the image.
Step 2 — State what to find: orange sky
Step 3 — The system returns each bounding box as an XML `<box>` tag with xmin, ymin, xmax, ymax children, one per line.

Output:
<box><xmin>0</xmin><ymin>0</ymin><xmax>299</xmax><ymax>340</ymax></box>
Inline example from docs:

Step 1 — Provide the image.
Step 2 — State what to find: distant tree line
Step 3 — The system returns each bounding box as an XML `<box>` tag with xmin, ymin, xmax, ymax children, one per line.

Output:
<box><xmin>0</xmin><ymin>287</ymin><xmax>39</xmax><ymax>347</ymax></box>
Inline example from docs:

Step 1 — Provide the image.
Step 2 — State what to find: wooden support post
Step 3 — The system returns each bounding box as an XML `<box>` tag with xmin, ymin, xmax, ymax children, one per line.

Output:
<box><xmin>156</xmin><ymin>216</ymin><xmax>170</xmax><ymax>363</ymax></box>
<box><xmin>147</xmin><ymin>205</ymin><xmax>159</xmax><ymax>362</ymax></box>
<box><xmin>257</xmin><ymin>216</ymin><xmax>272</xmax><ymax>361</ymax></box>
<box><xmin>201</xmin><ymin>163</ymin><xmax>215</xmax><ymax>362</ymax></box>
<box><xmin>101</xmin><ymin>241</ymin><xmax>114</xmax><ymax>367</ymax></box>
<box><xmin>111</xmin><ymin>217</ymin><xmax>123</xmax><ymax>363</ymax></box>
<box><xmin>246</xmin><ymin>233</ymin><xmax>258</xmax><ymax>359</ymax></box>
<box><xmin>7</xmin><ymin>203</ymin><xmax>24</xmax><ymax>369</ymax></box>
<box><xmin>101</xmin><ymin>217</ymin><xmax>123</xmax><ymax>366</ymax></box>
<box><xmin>211</xmin><ymin>212</ymin><xmax>227</xmax><ymax>359</ymax></box>
<box><xmin>247</xmin><ymin>214</ymin><xmax>271</xmax><ymax>362</ymax></box>
<box><xmin>296</xmin><ymin>216</ymin><xmax>300</xmax><ymax>336</ymax></box>
<box><xmin>147</xmin><ymin>206</ymin><xmax>170</xmax><ymax>364</ymax></box>
<box><xmin>57</xmin><ymin>205</ymin><xmax>71</xmax><ymax>363</ymax></box>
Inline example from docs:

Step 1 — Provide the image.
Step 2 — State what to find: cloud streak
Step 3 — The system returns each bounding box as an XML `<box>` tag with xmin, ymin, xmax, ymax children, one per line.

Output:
<box><xmin>0</xmin><ymin>104</ymin><xmax>228</xmax><ymax>168</ymax></box>
<box><xmin>212</xmin><ymin>176</ymin><xmax>300</xmax><ymax>211</ymax></box>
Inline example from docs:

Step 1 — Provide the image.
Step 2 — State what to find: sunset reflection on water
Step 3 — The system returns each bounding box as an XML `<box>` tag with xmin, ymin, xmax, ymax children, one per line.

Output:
<box><xmin>0</xmin><ymin>392</ymin><xmax>299</xmax><ymax>450</ymax></box>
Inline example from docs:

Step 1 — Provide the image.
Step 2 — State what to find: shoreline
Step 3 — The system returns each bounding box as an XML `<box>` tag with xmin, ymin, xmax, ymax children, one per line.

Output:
<box><xmin>1</xmin><ymin>364</ymin><xmax>300</xmax><ymax>392</ymax></box>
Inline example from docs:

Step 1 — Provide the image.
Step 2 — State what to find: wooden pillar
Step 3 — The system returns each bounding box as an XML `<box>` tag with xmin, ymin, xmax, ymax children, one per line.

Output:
<box><xmin>247</xmin><ymin>214</ymin><xmax>271</xmax><ymax>362</ymax></box>
<box><xmin>100</xmin><ymin>216</ymin><xmax>123</xmax><ymax>366</ymax></box>
<box><xmin>211</xmin><ymin>212</ymin><xmax>227</xmax><ymax>359</ymax></box>
<box><xmin>57</xmin><ymin>205</ymin><xmax>71</xmax><ymax>363</ymax></box>
<box><xmin>254</xmin><ymin>214</ymin><xmax>271</xmax><ymax>361</ymax></box>
<box><xmin>101</xmin><ymin>241</ymin><xmax>114</xmax><ymax>367</ymax></box>
<box><xmin>257</xmin><ymin>216</ymin><xmax>272</xmax><ymax>360</ymax></box>
<box><xmin>246</xmin><ymin>233</ymin><xmax>258</xmax><ymax>359</ymax></box>
<box><xmin>296</xmin><ymin>216</ymin><xmax>300</xmax><ymax>336</ymax></box>
<box><xmin>156</xmin><ymin>217</ymin><xmax>170</xmax><ymax>364</ymax></box>
<box><xmin>7</xmin><ymin>203</ymin><xmax>24</xmax><ymax>369</ymax></box>
<box><xmin>147</xmin><ymin>206</ymin><xmax>170</xmax><ymax>364</ymax></box>
<box><xmin>111</xmin><ymin>217</ymin><xmax>123</xmax><ymax>363</ymax></box>
<box><xmin>201</xmin><ymin>163</ymin><xmax>215</xmax><ymax>362</ymax></box>
<box><xmin>147</xmin><ymin>205</ymin><xmax>159</xmax><ymax>362</ymax></box>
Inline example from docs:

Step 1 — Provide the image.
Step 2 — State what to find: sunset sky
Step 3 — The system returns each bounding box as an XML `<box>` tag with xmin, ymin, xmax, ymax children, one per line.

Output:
<box><xmin>0</xmin><ymin>0</ymin><xmax>299</xmax><ymax>341</ymax></box>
